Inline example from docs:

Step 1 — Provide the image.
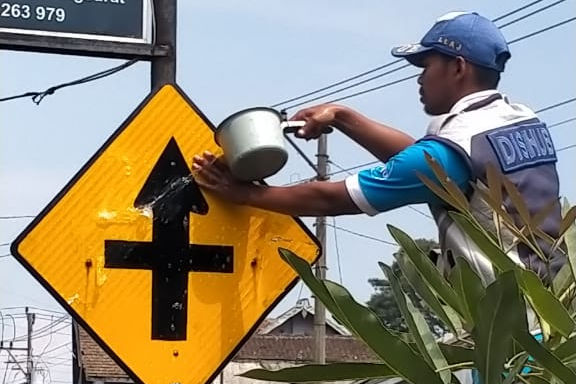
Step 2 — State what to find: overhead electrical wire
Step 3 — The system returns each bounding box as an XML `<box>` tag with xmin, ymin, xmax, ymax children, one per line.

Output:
<box><xmin>272</xmin><ymin>0</ymin><xmax>554</xmax><ymax>108</ymax></box>
<box><xmin>547</xmin><ymin>117</ymin><xmax>576</xmax><ymax>129</ymax></box>
<box><xmin>283</xmin><ymin>73</ymin><xmax>419</xmax><ymax>110</ymax></box>
<box><xmin>280</xmin><ymin>64</ymin><xmax>412</xmax><ymax>110</ymax></box>
<box><xmin>270</xmin><ymin>59</ymin><xmax>405</xmax><ymax>108</ymax></box>
<box><xmin>491</xmin><ymin>0</ymin><xmax>547</xmax><ymax>22</ymax></box>
<box><xmin>495</xmin><ymin>0</ymin><xmax>566</xmax><ymax>28</ymax></box>
<box><xmin>507</xmin><ymin>16</ymin><xmax>576</xmax><ymax>44</ymax></box>
<box><xmin>0</xmin><ymin>307</ymin><xmax>68</xmax><ymax>317</ymax></box>
<box><xmin>0</xmin><ymin>59</ymin><xmax>138</xmax><ymax>105</ymax></box>
<box><xmin>0</xmin><ymin>215</ymin><xmax>35</xmax><ymax>220</ymax></box>
<box><xmin>325</xmin><ymin>222</ymin><xmax>398</xmax><ymax>246</ymax></box>
<box><xmin>535</xmin><ymin>97</ymin><xmax>576</xmax><ymax>113</ymax></box>
<box><xmin>275</xmin><ymin>1</ymin><xmax>574</xmax><ymax>110</ymax></box>
<box><xmin>557</xmin><ymin>143</ymin><xmax>576</xmax><ymax>152</ymax></box>
<box><xmin>37</xmin><ymin>342</ymin><xmax>72</xmax><ymax>356</ymax></box>
<box><xmin>284</xmin><ymin>16</ymin><xmax>576</xmax><ymax>109</ymax></box>
<box><xmin>332</xmin><ymin>218</ymin><xmax>344</xmax><ymax>284</ymax></box>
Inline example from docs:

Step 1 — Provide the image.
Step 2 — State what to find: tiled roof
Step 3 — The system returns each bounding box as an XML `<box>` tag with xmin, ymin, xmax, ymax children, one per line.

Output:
<box><xmin>77</xmin><ymin>329</ymin><xmax>379</xmax><ymax>381</ymax></box>
<box><xmin>236</xmin><ymin>335</ymin><xmax>379</xmax><ymax>363</ymax></box>
<box><xmin>257</xmin><ymin>298</ymin><xmax>350</xmax><ymax>336</ymax></box>
<box><xmin>78</xmin><ymin>328</ymin><xmax>132</xmax><ymax>381</ymax></box>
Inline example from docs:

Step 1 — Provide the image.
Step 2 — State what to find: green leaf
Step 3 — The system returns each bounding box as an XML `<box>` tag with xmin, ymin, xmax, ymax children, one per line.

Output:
<box><xmin>438</xmin><ymin>343</ymin><xmax>475</xmax><ymax>365</ymax></box>
<box><xmin>514</xmin><ymin>331</ymin><xmax>576</xmax><ymax>384</ymax></box>
<box><xmin>516</xmin><ymin>269</ymin><xmax>575</xmax><ymax>338</ymax></box>
<box><xmin>391</xmin><ymin>255</ymin><xmax>460</xmax><ymax>336</ymax></box>
<box><xmin>388</xmin><ymin>225</ymin><xmax>463</xmax><ymax>317</ymax></box>
<box><xmin>419</xmin><ymin>172</ymin><xmax>464</xmax><ymax>212</ymax></box>
<box><xmin>562</xmin><ymin>200</ymin><xmax>576</xmax><ymax>290</ymax></box>
<box><xmin>554</xmin><ymin>337</ymin><xmax>576</xmax><ymax>363</ymax></box>
<box><xmin>280</xmin><ymin>249</ymin><xmax>443</xmax><ymax>384</ymax></box>
<box><xmin>450</xmin><ymin>212</ymin><xmax>575</xmax><ymax>337</ymax></box>
<box><xmin>278</xmin><ymin>248</ymin><xmax>353</xmax><ymax>330</ymax></box>
<box><xmin>527</xmin><ymin>377</ymin><xmax>553</xmax><ymax>384</ymax></box>
<box><xmin>501</xmin><ymin>176</ymin><xmax>532</xmax><ymax>228</ymax></box>
<box><xmin>552</xmin><ymin>262</ymin><xmax>573</xmax><ymax>298</ymax></box>
<box><xmin>240</xmin><ymin>363</ymin><xmax>395</xmax><ymax>382</ymax></box>
<box><xmin>559</xmin><ymin>205</ymin><xmax>576</xmax><ymax>237</ymax></box>
<box><xmin>449</xmin><ymin>257</ymin><xmax>486</xmax><ymax>327</ymax></box>
<box><xmin>423</xmin><ymin>151</ymin><xmax>470</xmax><ymax>211</ymax></box>
<box><xmin>449</xmin><ymin>212</ymin><xmax>517</xmax><ymax>271</ymax></box>
<box><xmin>474</xmin><ymin>271</ymin><xmax>520</xmax><ymax>384</ymax></box>
<box><xmin>473</xmin><ymin>185</ymin><xmax>517</xmax><ymax>231</ymax></box>
<box><xmin>323</xmin><ymin>280</ymin><xmax>444</xmax><ymax>384</ymax></box>
<box><xmin>486</xmin><ymin>162</ymin><xmax>504</xmax><ymax>206</ymax></box>
<box><xmin>382</xmin><ymin>264</ymin><xmax>451</xmax><ymax>384</ymax></box>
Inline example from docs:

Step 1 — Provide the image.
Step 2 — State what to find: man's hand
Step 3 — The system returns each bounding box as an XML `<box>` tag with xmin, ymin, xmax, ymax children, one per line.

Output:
<box><xmin>193</xmin><ymin>151</ymin><xmax>360</xmax><ymax>216</ymax></box>
<box><xmin>192</xmin><ymin>151</ymin><xmax>256</xmax><ymax>205</ymax></box>
<box><xmin>290</xmin><ymin>104</ymin><xmax>342</xmax><ymax>139</ymax></box>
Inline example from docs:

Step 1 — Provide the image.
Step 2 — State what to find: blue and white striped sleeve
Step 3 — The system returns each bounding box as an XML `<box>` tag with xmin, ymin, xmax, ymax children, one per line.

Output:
<box><xmin>344</xmin><ymin>140</ymin><xmax>472</xmax><ymax>215</ymax></box>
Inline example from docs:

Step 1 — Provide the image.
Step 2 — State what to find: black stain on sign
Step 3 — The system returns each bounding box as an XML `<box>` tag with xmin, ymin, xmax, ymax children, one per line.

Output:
<box><xmin>104</xmin><ymin>137</ymin><xmax>234</xmax><ymax>340</ymax></box>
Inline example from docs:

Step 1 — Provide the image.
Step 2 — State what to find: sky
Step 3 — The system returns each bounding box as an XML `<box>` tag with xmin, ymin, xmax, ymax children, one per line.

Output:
<box><xmin>1</xmin><ymin>0</ymin><xmax>575</xmax><ymax>383</ymax></box>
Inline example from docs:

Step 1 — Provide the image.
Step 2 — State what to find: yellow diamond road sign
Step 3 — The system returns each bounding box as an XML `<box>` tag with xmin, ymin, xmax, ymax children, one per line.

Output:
<box><xmin>11</xmin><ymin>84</ymin><xmax>320</xmax><ymax>384</ymax></box>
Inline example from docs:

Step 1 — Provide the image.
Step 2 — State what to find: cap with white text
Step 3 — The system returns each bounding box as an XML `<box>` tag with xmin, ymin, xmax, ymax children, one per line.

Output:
<box><xmin>391</xmin><ymin>12</ymin><xmax>510</xmax><ymax>72</ymax></box>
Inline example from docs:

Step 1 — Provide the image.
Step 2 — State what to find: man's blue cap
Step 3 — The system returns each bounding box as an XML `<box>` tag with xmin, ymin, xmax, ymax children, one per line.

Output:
<box><xmin>391</xmin><ymin>12</ymin><xmax>511</xmax><ymax>72</ymax></box>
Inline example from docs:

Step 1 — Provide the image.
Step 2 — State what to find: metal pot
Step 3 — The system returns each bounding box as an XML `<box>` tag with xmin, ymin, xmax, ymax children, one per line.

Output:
<box><xmin>215</xmin><ymin>107</ymin><xmax>308</xmax><ymax>181</ymax></box>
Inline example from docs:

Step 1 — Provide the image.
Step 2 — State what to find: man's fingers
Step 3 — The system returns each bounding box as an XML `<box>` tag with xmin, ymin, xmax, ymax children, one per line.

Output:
<box><xmin>211</xmin><ymin>157</ymin><xmax>231</xmax><ymax>173</ymax></box>
<box><xmin>295</xmin><ymin>123</ymin><xmax>321</xmax><ymax>140</ymax></box>
<box><xmin>192</xmin><ymin>151</ymin><xmax>235</xmax><ymax>189</ymax></box>
<box><xmin>202</xmin><ymin>151</ymin><xmax>217</xmax><ymax>162</ymax></box>
<box><xmin>194</xmin><ymin>166</ymin><xmax>221</xmax><ymax>186</ymax></box>
<box><xmin>193</xmin><ymin>154</ymin><xmax>211</xmax><ymax>168</ymax></box>
<box><xmin>290</xmin><ymin>110</ymin><xmax>308</xmax><ymax>122</ymax></box>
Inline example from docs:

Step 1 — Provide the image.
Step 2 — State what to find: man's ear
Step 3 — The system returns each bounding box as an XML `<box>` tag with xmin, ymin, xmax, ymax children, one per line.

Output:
<box><xmin>453</xmin><ymin>56</ymin><xmax>468</xmax><ymax>79</ymax></box>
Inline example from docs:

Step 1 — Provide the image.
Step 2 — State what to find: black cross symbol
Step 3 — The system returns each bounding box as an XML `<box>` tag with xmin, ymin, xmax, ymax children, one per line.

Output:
<box><xmin>104</xmin><ymin>138</ymin><xmax>234</xmax><ymax>340</ymax></box>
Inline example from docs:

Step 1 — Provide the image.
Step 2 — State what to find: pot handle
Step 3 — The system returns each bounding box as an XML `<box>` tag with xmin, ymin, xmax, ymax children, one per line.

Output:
<box><xmin>281</xmin><ymin>120</ymin><xmax>333</xmax><ymax>135</ymax></box>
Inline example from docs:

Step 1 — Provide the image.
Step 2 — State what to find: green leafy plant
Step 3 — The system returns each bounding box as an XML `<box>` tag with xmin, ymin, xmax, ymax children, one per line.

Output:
<box><xmin>367</xmin><ymin>239</ymin><xmax>449</xmax><ymax>338</ymax></box>
<box><xmin>240</xmin><ymin>157</ymin><xmax>576</xmax><ymax>384</ymax></box>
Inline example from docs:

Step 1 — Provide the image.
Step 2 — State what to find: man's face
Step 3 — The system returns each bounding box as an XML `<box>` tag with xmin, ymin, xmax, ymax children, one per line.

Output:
<box><xmin>416</xmin><ymin>52</ymin><xmax>457</xmax><ymax>116</ymax></box>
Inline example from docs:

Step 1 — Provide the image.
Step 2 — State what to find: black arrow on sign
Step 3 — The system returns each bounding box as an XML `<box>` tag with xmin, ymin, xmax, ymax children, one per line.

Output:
<box><xmin>104</xmin><ymin>137</ymin><xmax>234</xmax><ymax>341</ymax></box>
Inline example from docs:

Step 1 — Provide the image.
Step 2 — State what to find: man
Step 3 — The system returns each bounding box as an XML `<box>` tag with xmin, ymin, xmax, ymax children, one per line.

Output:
<box><xmin>193</xmin><ymin>12</ymin><xmax>564</xmax><ymax>285</ymax></box>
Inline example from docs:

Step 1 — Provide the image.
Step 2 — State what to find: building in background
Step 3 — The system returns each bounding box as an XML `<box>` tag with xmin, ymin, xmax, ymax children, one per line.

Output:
<box><xmin>73</xmin><ymin>298</ymin><xmax>379</xmax><ymax>384</ymax></box>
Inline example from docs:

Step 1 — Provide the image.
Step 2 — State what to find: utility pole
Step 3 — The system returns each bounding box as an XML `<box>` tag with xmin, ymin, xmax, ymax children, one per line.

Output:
<box><xmin>25</xmin><ymin>308</ymin><xmax>35</xmax><ymax>384</ymax></box>
<box><xmin>151</xmin><ymin>0</ymin><xmax>177</xmax><ymax>91</ymax></box>
<box><xmin>313</xmin><ymin>133</ymin><xmax>329</xmax><ymax>365</ymax></box>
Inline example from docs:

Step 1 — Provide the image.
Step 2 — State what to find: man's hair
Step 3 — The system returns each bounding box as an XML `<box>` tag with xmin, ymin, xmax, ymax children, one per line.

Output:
<box><xmin>437</xmin><ymin>52</ymin><xmax>502</xmax><ymax>89</ymax></box>
<box><xmin>472</xmin><ymin>64</ymin><xmax>501</xmax><ymax>89</ymax></box>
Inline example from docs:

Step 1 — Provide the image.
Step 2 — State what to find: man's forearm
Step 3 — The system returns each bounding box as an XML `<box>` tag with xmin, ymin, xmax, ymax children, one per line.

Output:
<box><xmin>332</xmin><ymin>105</ymin><xmax>415</xmax><ymax>161</ymax></box>
<box><xmin>242</xmin><ymin>181</ymin><xmax>361</xmax><ymax>217</ymax></box>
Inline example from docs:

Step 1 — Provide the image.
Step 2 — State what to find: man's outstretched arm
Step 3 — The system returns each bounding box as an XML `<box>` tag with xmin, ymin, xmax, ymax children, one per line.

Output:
<box><xmin>291</xmin><ymin>104</ymin><xmax>416</xmax><ymax>161</ymax></box>
<box><xmin>192</xmin><ymin>151</ymin><xmax>361</xmax><ymax>217</ymax></box>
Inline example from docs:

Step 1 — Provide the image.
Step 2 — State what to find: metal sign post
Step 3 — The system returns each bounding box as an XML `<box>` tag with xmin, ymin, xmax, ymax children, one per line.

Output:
<box><xmin>151</xmin><ymin>0</ymin><xmax>176</xmax><ymax>90</ymax></box>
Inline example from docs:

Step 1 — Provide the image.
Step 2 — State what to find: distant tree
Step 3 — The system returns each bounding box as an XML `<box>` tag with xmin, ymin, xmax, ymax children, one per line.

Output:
<box><xmin>366</xmin><ymin>238</ymin><xmax>448</xmax><ymax>337</ymax></box>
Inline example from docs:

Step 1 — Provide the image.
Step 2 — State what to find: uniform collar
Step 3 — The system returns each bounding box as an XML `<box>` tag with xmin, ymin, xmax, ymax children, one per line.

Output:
<box><xmin>449</xmin><ymin>89</ymin><xmax>501</xmax><ymax>114</ymax></box>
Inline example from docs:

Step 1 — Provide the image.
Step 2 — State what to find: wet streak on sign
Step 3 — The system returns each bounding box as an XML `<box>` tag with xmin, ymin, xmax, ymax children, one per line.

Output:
<box><xmin>105</xmin><ymin>138</ymin><xmax>233</xmax><ymax>340</ymax></box>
